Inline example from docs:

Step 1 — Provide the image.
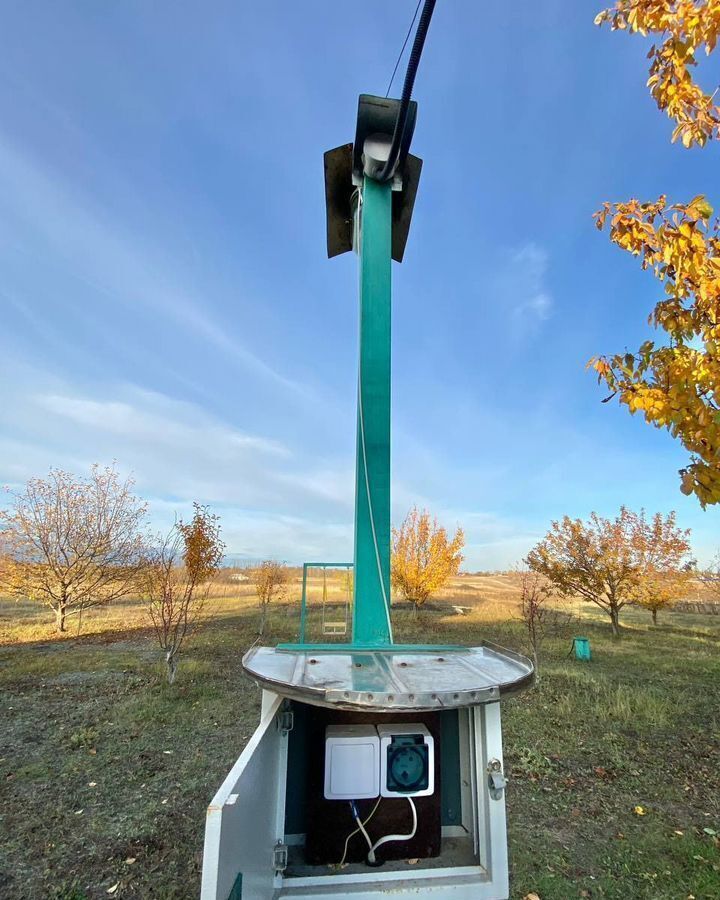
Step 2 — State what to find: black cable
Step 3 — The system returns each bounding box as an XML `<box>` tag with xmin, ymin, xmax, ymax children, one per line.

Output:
<box><xmin>385</xmin><ymin>0</ymin><xmax>422</xmax><ymax>98</ymax></box>
<box><xmin>375</xmin><ymin>0</ymin><xmax>437</xmax><ymax>184</ymax></box>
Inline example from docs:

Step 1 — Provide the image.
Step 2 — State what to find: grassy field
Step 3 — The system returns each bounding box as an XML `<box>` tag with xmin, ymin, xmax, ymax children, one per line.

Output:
<box><xmin>1</xmin><ymin>575</ymin><xmax>719</xmax><ymax>899</ymax></box>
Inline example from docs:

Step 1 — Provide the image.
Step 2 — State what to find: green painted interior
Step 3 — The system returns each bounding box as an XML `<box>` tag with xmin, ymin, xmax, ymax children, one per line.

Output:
<box><xmin>284</xmin><ymin>701</ymin><xmax>310</xmax><ymax>835</ymax></box>
<box><xmin>227</xmin><ymin>872</ymin><xmax>242</xmax><ymax>900</ymax></box>
<box><xmin>439</xmin><ymin>709</ymin><xmax>462</xmax><ymax>826</ymax></box>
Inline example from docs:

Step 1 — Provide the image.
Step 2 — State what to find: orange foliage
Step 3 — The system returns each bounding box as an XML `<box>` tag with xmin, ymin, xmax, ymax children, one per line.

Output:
<box><xmin>144</xmin><ymin>503</ymin><xmax>224</xmax><ymax>683</ymax></box>
<box><xmin>391</xmin><ymin>507</ymin><xmax>464</xmax><ymax>608</ymax></box>
<box><xmin>527</xmin><ymin>508</ymin><xmax>691</xmax><ymax>635</ymax></box>
<box><xmin>591</xmin><ymin>195</ymin><xmax>720</xmax><ymax>505</ymax></box>
<box><xmin>596</xmin><ymin>1</ymin><xmax>720</xmax><ymax>148</ymax></box>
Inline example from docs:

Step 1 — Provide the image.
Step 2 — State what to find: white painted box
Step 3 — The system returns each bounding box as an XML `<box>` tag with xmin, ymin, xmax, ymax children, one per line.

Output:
<box><xmin>324</xmin><ymin>724</ymin><xmax>379</xmax><ymax>800</ymax></box>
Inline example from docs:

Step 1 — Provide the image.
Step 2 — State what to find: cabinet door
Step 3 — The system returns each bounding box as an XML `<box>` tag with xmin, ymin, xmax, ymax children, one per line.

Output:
<box><xmin>202</xmin><ymin>694</ymin><xmax>285</xmax><ymax>900</ymax></box>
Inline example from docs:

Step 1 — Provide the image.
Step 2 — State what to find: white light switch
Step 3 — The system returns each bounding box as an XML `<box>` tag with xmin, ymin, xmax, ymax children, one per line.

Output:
<box><xmin>324</xmin><ymin>724</ymin><xmax>380</xmax><ymax>800</ymax></box>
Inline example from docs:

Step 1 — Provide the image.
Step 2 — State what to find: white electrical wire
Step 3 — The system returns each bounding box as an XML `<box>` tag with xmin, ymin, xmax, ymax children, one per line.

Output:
<box><xmin>338</xmin><ymin>797</ymin><xmax>382</xmax><ymax>868</ymax></box>
<box><xmin>356</xmin><ymin>812</ymin><xmax>374</xmax><ymax>854</ymax></box>
<box><xmin>367</xmin><ymin>796</ymin><xmax>417</xmax><ymax>864</ymax></box>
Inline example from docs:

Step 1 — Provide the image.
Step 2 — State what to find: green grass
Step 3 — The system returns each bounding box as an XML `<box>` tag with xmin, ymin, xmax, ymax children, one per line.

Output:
<box><xmin>1</xmin><ymin>588</ymin><xmax>719</xmax><ymax>898</ymax></box>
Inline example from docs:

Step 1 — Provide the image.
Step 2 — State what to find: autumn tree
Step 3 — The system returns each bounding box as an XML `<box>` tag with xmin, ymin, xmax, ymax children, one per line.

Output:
<box><xmin>250</xmin><ymin>560</ymin><xmax>289</xmax><ymax>636</ymax></box>
<box><xmin>144</xmin><ymin>504</ymin><xmax>224</xmax><ymax>684</ymax></box>
<box><xmin>527</xmin><ymin>507</ymin><xmax>690</xmax><ymax>637</ymax></box>
<box><xmin>516</xmin><ymin>568</ymin><xmax>564</xmax><ymax>676</ymax></box>
<box><xmin>631</xmin><ymin>563</ymin><xmax>693</xmax><ymax>623</ymax></box>
<box><xmin>391</xmin><ymin>507</ymin><xmax>464</xmax><ymax>611</ymax></box>
<box><xmin>592</xmin><ymin>2</ymin><xmax>720</xmax><ymax>505</ymax></box>
<box><xmin>0</xmin><ymin>466</ymin><xmax>147</xmax><ymax>632</ymax></box>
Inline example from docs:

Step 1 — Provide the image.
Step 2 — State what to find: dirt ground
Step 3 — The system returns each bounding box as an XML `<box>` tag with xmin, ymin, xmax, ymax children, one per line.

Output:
<box><xmin>1</xmin><ymin>575</ymin><xmax>719</xmax><ymax>899</ymax></box>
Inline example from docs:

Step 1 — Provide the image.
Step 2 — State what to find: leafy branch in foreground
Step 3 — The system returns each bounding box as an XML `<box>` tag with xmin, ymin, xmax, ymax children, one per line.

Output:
<box><xmin>595</xmin><ymin>1</ymin><xmax>720</xmax><ymax>148</ymax></box>
<box><xmin>591</xmin><ymin>195</ymin><xmax>720</xmax><ymax>505</ymax></box>
<box><xmin>592</xmin><ymin>4</ymin><xmax>720</xmax><ymax>504</ymax></box>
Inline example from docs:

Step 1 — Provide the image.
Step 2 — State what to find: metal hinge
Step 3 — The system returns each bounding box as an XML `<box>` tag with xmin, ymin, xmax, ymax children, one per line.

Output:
<box><xmin>277</xmin><ymin>707</ymin><xmax>294</xmax><ymax>735</ymax></box>
<box><xmin>487</xmin><ymin>758</ymin><xmax>507</xmax><ymax>801</ymax></box>
<box><xmin>272</xmin><ymin>841</ymin><xmax>288</xmax><ymax>874</ymax></box>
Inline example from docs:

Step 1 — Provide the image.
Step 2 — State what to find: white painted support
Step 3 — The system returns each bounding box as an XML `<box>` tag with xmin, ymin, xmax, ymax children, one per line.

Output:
<box><xmin>275</xmin><ymin>873</ymin><xmax>497</xmax><ymax>898</ymax></box>
<box><xmin>201</xmin><ymin>694</ymin><xmax>285</xmax><ymax>900</ymax></box>
<box><xmin>261</xmin><ymin>688</ymin><xmax>278</xmax><ymax>720</ymax></box>
<box><xmin>475</xmin><ymin>702</ymin><xmax>509</xmax><ymax>897</ymax></box>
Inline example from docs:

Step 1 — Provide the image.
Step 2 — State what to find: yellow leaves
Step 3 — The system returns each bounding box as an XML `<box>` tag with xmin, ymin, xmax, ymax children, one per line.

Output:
<box><xmin>592</xmin><ymin>192</ymin><xmax>720</xmax><ymax>504</ymax></box>
<box><xmin>686</xmin><ymin>194</ymin><xmax>713</xmax><ymax>221</ymax></box>
<box><xmin>596</xmin><ymin>0</ymin><xmax>720</xmax><ymax>147</ymax></box>
<box><xmin>591</xmin><ymin>357</ymin><xmax>611</xmax><ymax>378</ymax></box>
<box><xmin>391</xmin><ymin>507</ymin><xmax>464</xmax><ymax>606</ymax></box>
<box><xmin>634</xmin><ymin>805</ymin><xmax>647</xmax><ymax>816</ymax></box>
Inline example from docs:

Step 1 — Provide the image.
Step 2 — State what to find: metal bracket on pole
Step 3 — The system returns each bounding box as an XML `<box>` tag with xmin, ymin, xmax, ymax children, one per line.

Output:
<box><xmin>323</xmin><ymin>96</ymin><xmax>422</xmax><ymax>263</ymax></box>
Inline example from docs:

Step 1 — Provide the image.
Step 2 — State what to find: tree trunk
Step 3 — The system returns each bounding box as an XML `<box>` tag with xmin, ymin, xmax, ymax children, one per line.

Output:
<box><xmin>609</xmin><ymin>606</ymin><xmax>621</xmax><ymax>638</ymax></box>
<box><xmin>258</xmin><ymin>603</ymin><xmax>267</xmax><ymax>636</ymax></box>
<box><xmin>56</xmin><ymin>602</ymin><xmax>67</xmax><ymax>633</ymax></box>
<box><xmin>531</xmin><ymin>645</ymin><xmax>540</xmax><ymax>682</ymax></box>
<box><xmin>166</xmin><ymin>650</ymin><xmax>178</xmax><ymax>685</ymax></box>
<box><xmin>652</xmin><ymin>608</ymin><xmax>658</xmax><ymax>626</ymax></box>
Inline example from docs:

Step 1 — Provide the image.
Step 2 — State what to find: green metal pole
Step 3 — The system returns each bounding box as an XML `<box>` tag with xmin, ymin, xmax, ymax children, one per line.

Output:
<box><xmin>352</xmin><ymin>176</ymin><xmax>393</xmax><ymax>646</ymax></box>
<box><xmin>299</xmin><ymin>563</ymin><xmax>309</xmax><ymax>643</ymax></box>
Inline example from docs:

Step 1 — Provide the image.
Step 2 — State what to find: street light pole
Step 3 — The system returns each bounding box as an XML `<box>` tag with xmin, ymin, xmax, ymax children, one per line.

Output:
<box><xmin>352</xmin><ymin>175</ymin><xmax>394</xmax><ymax>645</ymax></box>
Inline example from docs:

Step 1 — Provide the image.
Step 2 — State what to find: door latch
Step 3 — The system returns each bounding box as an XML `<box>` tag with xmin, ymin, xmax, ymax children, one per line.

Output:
<box><xmin>487</xmin><ymin>758</ymin><xmax>507</xmax><ymax>800</ymax></box>
<box><xmin>277</xmin><ymin>705</ymin><xmax>294</xmax><ymax>735</ymax></box>
<box><xmin>272</xmin><ymin>841</ymin><xmax>288</xmax><ymax>874</ymax></box>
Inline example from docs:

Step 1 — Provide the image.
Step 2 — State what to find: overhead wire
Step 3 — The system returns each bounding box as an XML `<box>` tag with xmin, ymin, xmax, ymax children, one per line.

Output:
<box><xmin>375</xmin><ymin>0</ymin><xmax>438</xmax><ymax>183</ymax></box>
<box><xmin>385</xmin><ymin>0</ymin><xmax>423</xmax><ymax>98</ymax></box>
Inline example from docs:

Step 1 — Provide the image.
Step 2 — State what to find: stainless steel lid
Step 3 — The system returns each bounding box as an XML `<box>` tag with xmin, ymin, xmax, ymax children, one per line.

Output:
<box><xmin>242</xmin><ymin>643</ymin><xmax>534</xmax><ymax>712</ymax></box>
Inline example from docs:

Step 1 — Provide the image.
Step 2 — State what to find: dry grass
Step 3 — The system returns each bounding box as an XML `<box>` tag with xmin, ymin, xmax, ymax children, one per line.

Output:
<box><xmin>2</xmin><ymin>575</ymin><xmax>720</xmax><ymax>899</ymax></box>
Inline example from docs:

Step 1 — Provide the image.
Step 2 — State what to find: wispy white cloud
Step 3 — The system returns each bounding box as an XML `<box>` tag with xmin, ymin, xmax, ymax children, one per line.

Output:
<box><xmin>36</xmin><ymin>391</ymin><xmax>288</xmax><ymax>459</ymax></box>
<box><xmin>0</xmin><ymin>134</ymin><xmax>312</xmax><ymax>399</ymax></box>
<box><xmin>0</xmin><ymin>363</ymin><xmax>352</xmax><ymax>529</ymax></box>
<box><xmin>497</xmin><ymin>242</ymin><xmax>553</xmax><ymax>335</ymax></box>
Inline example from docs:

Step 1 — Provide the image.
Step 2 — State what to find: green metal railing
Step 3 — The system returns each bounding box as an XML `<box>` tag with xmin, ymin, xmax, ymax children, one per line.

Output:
<box><xmin>298</xmin><ymin>562</ymin><xmax>353</xmax><ymax>644</ymax></box>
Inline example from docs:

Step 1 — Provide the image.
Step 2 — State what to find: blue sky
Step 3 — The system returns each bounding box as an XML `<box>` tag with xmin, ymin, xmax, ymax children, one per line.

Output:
<box><xmin>1</xmin><ymin>1</ymin><xmax>719</xmax><ymax>569</ymax></box>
